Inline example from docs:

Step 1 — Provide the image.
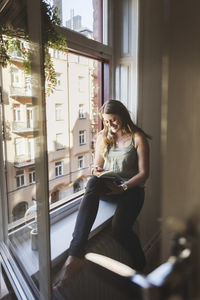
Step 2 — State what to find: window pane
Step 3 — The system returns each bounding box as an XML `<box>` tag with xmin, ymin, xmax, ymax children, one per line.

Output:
<box><xmin>47</xmin><ymin>51</ymin><xmax>101</xmax><ymax>205</ymax></box>
<box><xmin>1</xmin><ymin>37</ymin><xmax>39</xmax><ymax>289</ymax></box>
<box><xmin>53</xmin><ymin>0</ymin><xmax>103</xmax><ymax>43</ymax></box>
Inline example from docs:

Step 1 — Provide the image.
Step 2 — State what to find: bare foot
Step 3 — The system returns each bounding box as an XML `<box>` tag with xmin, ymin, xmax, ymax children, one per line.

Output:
<box><xmin>53</xmin><ymin>256</ymin><xmax>85</xmax><ymax>289</ymax></box>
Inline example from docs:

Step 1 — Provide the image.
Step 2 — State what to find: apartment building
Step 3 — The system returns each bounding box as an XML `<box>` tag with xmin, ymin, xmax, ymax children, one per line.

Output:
<box><xmin>1</xmin><ymin>44</ymin><xmax>98</xmax><ymax>223</ymax></box>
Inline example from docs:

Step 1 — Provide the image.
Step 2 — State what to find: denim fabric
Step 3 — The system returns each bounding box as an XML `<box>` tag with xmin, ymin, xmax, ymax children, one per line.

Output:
<box><xmin>68</xmin><ymin>176</ymin><xmax>145</xmax><ymax>270</ymax></box>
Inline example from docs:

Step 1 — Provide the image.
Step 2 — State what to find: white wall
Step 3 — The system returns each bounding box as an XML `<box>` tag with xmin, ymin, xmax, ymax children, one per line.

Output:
<box><xmin>113</xmin><ymin>0</ymin><xmax>163</xmax><ymax>265</ymax></box>
<box><xmin>161</xmin><ymin>0</ymin><xmax>200</xmax><ymax>263</ymax></box>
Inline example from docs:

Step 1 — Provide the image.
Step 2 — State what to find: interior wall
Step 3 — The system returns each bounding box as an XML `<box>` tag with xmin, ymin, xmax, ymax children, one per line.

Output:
<box><xmin>137</xmin><ymin>0</ymin><xmax>162</xmax><ymax>256</ymax></box>
<box><xmin>161</xmin><ymin>0</ymin><xmax>200</xmax><ymax>264</ymax></box>
<box><xmin>113</xmin><ymin>0</ymin><xmax>163</xmax><ymax>267</ymax></box>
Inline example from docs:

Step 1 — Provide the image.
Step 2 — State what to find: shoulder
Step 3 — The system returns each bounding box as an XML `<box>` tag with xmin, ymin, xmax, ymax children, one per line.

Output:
<box><xmin>134</xmin><ymin>131</ymin><xmax>149</xmax><ymax>149</ymax></box>
<box><xmin>95</xmin><ymin>130</ymin><xmax>104</xmax><ymax>148</ymax></box>
<box><xmin>96</xmin><ymin>130</ymin><xmax>104</xmax><ymax>142</ymax></box>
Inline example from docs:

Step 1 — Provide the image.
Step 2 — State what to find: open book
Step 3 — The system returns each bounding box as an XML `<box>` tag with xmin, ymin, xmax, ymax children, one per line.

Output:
<box><xmin>96</xmin><ymin>171</ymin><xmax>124</xmax><ymax>184</ymax></box>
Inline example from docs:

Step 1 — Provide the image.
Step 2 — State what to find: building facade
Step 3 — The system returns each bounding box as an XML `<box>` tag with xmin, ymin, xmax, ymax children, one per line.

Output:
<box><xmin>2</xmin><ymin>43</ymin><xmax>99</xmax><ymax>223</ymax></box>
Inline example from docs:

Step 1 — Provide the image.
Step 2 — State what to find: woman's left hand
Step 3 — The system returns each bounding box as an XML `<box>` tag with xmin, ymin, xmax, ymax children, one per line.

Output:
<box><xmin>104</xmin><ymin>181</ymin><xmax>123</xmax><ymax>195</ymax></box>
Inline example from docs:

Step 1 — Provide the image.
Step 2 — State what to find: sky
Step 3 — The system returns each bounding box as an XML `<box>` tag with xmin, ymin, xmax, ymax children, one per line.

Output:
<box><xmin>62</xmin><ymin>0</ymin><xmax>93</xmax><ymax>30</ymax></box>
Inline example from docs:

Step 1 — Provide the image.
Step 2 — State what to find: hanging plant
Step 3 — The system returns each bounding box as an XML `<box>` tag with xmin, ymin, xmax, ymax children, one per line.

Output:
<box><xmin>0</xmin><ymin>0</ymin><xmax>68</xmax><ymax>95</ymax></box>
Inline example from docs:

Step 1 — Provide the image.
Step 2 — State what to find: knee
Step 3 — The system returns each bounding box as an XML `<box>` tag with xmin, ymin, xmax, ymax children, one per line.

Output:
<box><xmin>85</xmin><ymin>175</ymin><xmax>100</xmax><ymax>191</ymax></box>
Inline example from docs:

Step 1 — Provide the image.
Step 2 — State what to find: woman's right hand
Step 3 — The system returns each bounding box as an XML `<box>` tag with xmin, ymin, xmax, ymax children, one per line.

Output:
<box><xmin>92</xmin><ymin>167</ymin><xmax>107</xmax><ymax>176</ymax></box>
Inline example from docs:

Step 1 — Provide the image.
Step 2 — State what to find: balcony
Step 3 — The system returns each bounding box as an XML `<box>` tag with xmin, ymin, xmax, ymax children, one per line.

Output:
<box><xmin>14</xmin><ymin>156</ymin><xmax>35</xmax><ymax>168</ymax></box>
<box><xmin>10</xmin><ymin>86</ymin><xmax>32</xmax><ymax>101</ymax></box>
<box><xmin>9</xmin><ymin>50</ymin><xmax>25</xmax><ymax>62</ymax></box>
<box><xmin>12</xmin><ymin>121</ymin><xmax>35</xmax><ymax>134</ymax></box>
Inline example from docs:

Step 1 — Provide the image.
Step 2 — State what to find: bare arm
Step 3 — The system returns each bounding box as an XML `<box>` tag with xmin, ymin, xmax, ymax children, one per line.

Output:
<box><xmin>125</xmin><ymin>132</ymin><xmax>149</xmax><ymax>189</ymax></box>
<box><xmin>92</xmin><ymin>131</ymin><xmax>105</xmax><ymax>175</ymax></box>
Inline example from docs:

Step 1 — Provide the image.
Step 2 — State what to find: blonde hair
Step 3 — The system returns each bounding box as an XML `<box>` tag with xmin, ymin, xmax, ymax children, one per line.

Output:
<box><xmin>99</xmin><ymin>100</ymin><xmax>151</xmax><ymax>156</ymax></box>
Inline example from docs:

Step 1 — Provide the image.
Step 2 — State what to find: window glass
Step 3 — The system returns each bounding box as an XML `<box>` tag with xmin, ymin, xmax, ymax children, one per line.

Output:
<box><xmin>55</xmin><ymin>161</ymin><xmax>63</xmax><ymax>177</ymax></box>
<box><xmin>79</xmin><ymin>104</ymin><xmax>86</xmax><ymax>119</ymax></box>
<box><xmin>29</xmin><ymin>168</ymin><xmax>36</xmax><ymax>184</ymax></box>
<box><xmin>1</xmin><ymin>37</ymin><xmax>39</xmax><ymax>288</ymax></box>
<box><xmin>56</xmin><ymin>133</ymin><xmax>64</xmax><ymax>150</ymax></box>
<box><xmin>78</xmin><ymin>155</ymin><xmax>84</xmax><ymax>169</ymax></box>
<box><xmin>1</xmin><ymin>2</ymin><xmax>106</xmax><ymax>296</ymax></box>
<box><xmin>47</xmin><ymin>51</ymin><xmax>101</xmax><ymax>206</ymax></box>
<box><xmin>53</xmin><ymin>0</ymin><xmax>103</xmax><ymax>43</ymax></box>
<box><xmin>55</xmin><ymin>104</ymin><xmax>64</xmax><ymax>120</ymax></box>
<box><xmin>79</xmin><ymin>130</ymin><xmax>86</xmax><ymax>145</ymax></box>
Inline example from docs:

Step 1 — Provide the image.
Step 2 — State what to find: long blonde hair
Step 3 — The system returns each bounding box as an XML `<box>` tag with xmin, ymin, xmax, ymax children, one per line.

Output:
<box><xmin>99</xmin><ymin>100</ymin><xmax>151</xmax><ymax>156</ymax></box>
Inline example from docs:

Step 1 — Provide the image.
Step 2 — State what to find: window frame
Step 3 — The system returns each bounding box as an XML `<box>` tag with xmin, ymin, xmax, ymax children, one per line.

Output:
<box><xmin>11</xmin><ymin>67</ymin><xmax>22</xmax><ymax>88</ymax></box>
<box><xmin>16</xmin><ymin>170</ymin><xmax>26</xmax><ymax>188</ymax></box>
<box><xmin>78</xmin><ymin>103</ymin><xmax>86</xmax><ymax>119</ymax></box>
<box><xmin>78</xmin><ymin>155</ymin><xmax>84</xmax><ymax>169</ymax></box>
<box><xmin>13</xmin><ymin>104</ymin><xmax>22</xmax><ymax>122</ymax></box>
<box><xmin>15</xmin><ymin>137</ymin><xmax>26</xmax><ymax>157</ymax></box>
<box><xmin>55</xmin><ymin>132</ymin><xmax>65</xmax><ymax>150</ymax></box>
<box><xmin>55</xmin><ymin>161</ymin><xmax>63</xmax><ymax>177</ymax></box>
<box><xmin>79</xmin><ymin>129</ymin><xmax>86</xmax><ymax>145</ymax></box>
<box><xmin>29</xmin><ymin>168</ymin><xmax>36</xmax><ymax>184</ymax></box>
<box><xmin>55</xmin><ymin>103</ymin><xmax>64</xmax><ymax>121</ymax></box>
<box><xmin>0</xmin><ymin>0</ymin><xmax>114</xmax><ymax>299</ymax></box>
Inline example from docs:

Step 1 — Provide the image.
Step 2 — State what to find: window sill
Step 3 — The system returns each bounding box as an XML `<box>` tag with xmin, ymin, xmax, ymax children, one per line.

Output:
<box><xmin>9</xmin><ymin>199</ymin><xmax>117</xmax><ymax>277</ymax></box>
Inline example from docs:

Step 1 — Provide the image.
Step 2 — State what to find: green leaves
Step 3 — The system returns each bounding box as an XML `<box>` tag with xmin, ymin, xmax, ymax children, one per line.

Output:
<box><xmin>0</xmin><ymin>0</ymin><xmax>68</xmax><ymax>95</ymax></box>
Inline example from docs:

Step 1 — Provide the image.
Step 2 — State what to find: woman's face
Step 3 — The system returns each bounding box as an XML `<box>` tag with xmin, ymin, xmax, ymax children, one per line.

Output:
<box><xmin>102</xmin><ymin>114</ymin><xmax>122</xmax><ymax>134</ymax></box>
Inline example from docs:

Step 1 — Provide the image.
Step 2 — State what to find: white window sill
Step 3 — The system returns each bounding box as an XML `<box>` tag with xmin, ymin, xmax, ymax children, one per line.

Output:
<box><xmin>9</xmin><ymin>199</ymin><xmax>117</xmax><ymax>277</ymax></box>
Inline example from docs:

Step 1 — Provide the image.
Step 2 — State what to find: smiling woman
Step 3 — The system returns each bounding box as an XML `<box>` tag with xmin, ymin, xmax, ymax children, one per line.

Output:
<box><xmin>53</xmin><ymin>100</ymin><xmax>151</xmax><ymax>291</ymax></box>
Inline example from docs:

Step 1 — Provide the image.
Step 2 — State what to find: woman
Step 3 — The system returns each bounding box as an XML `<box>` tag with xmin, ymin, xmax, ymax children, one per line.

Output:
<box><xmin>54</xmin><ymin>100</ymin><xmax>150</xmax><ymax>289</ymax></box>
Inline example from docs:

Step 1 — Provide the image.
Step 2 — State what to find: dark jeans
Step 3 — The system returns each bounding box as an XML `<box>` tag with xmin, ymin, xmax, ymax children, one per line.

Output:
<box><xmin>68</xmin><ymin>176</ymin><xmax>146</xmax><ymax>270</ymax></box>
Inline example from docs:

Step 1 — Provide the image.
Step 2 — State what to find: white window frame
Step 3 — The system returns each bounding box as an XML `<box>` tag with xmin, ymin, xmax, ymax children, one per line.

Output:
<box><xmin>53</xmin><ymin>49</ymin><xmax>60</xmax><ymax>59</ymax></box>
<box><xmin>79</xmin><ymin>104</ymin><xmax>86</xmax><ymax>119</ymax></box>
<box><xmin>79</xmin><ymin>130</ymin><xmax>86</xmax><ymax>145</ymax></box>
<box><xmin>11</xmin><ymin>68</ymin><xmax>22</xmax><ymax>88</ymax></box>
<box><xmin>55</xmin><ymin>103</ymin><xmax>64</xmax><ymax>121</ymax></box>
<box><xmin>13</xmin><ymin>104</ymin><xmax>22</xmax><ymax>122</ymax></box>
<box><xmin>16</xmin><ymin>170</ymin><xmax>25</xmax><ymax>188</ymax></box>
<box><xmin>55</xmin><ymin>161</ymin><xmax>63</xmax><ymax>177</ymax></box>
<box><xmin>78</xmin><ymin>75</ymin><xmax>86</xmax><ymax>92</ymax></box>
<box><xmin>56</xmin><ymin>133</ymin><xmax>64</xmax><ymax>150</ymax></box>
<box><xmin>15</xmin><ymin>138</ymin><xmax>25</xmax><ymax>156</ymax></box>
<box><xmin>29</xmin><ymin>168</ymin><xmax>35</xmax><ymax>184</ymax></box>
<box><xmin>78</xmin><ymin>155</ymin><xmax>84</xmax><ymax>169</ymax></box>
<box><xmin>56</xmin><ymin>73</ymin><xmax>62</xmax><ymax>89</ymax></box>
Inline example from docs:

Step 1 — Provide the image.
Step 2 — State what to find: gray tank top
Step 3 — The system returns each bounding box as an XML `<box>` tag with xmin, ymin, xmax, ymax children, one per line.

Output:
<box><xmin>103</xmin><ymin>136</ymin><xmax>138</xmax><ymax>181</ymax></box>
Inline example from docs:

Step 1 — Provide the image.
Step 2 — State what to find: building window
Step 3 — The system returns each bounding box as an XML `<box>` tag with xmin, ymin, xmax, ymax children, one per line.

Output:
<box><xmin>53</xmin><ymin>49</ymin><xmax>60</xmax><ymax>59</ymax></box>
<box><xmin>56</xmin><ymin>73</ymin><xmax>62</xmax><ymax>89</ymax></box>
<box><xmin>55</xmin><ymin>104</ymin><xmax>64</xmax><ymax>121</ymax></box>
<box><xmin>16</xmin><ymin>170</ymin><xmax>25</xmax><ymax>188</ymax></box>
<box><xmin>79</xmin><ymin>130</ymin><xmax>86</xmax><ymax>145</ymax></box>
<box><xmin>29</xmin><ymin>168</ymin><xmax>35</xmax><ymax>184</ymax></box>
<box><xmin>79</xmin><ymin>104</ymin><xmax>86</xmax><ymax>119</ymax></box>
<box><xmin>15</xmin><ymin>138</ymin><xmax>25</xmax><ymax>156</ymax></box>
<box><xmin>78</xmin><ymin>156</ymin><xmax>84</xmax><ymax>169</ymax></box>
<box><xmin>13</xmin><ymin>104</ymin><xmax>22</xmax><ymax>121</ymax></box>
<box><xmin>11</xmin><ymin>68</ymin><xmax>22</xmax><ymax>88</ymax></box>
<box><xmin>55</xmin><ymin>161</ymin><xmax>63</xmax><ymax>177</ymax></box>
<box><xmin>56</xmin><ymin>133</ymin><xmax>64</xmax><ymax>150</ymax></box>
<box><xmin>78</xmin><ymin>76</ymin><xmax>86</xmax><ymax>92</ymax></box>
